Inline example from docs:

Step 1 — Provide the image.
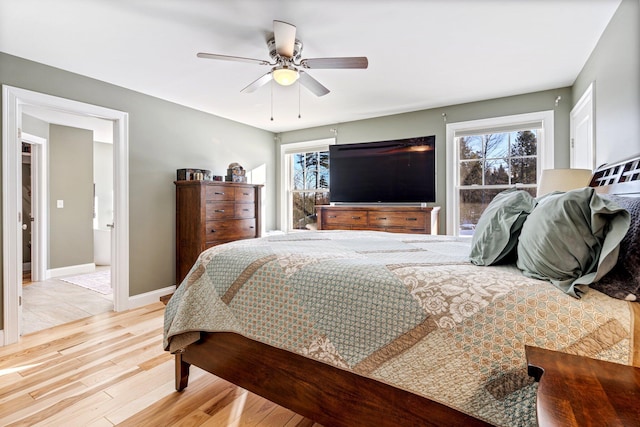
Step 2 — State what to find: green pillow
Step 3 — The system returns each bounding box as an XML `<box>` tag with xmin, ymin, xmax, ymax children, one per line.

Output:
<box><xmin>469</xmin><ymin>189</ymin><xmax>537</xmax><ymax>266</ymax></box>
<box><xmin>516</xmin><ymin>187</ymin><xmax>630</xmax><ymax>297</ymax></box>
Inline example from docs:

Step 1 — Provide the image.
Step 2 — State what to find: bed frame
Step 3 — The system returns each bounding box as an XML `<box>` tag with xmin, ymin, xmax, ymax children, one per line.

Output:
<box><xmin>174</xmin><ymin>154</ymin><xmax>640</xmax><ymax>427</ymax></box>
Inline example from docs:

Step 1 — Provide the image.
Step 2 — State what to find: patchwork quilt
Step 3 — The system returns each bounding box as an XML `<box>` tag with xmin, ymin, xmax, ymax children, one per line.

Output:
<box><xmin>164</xmin><ymin>230</ymin><xmax>637</xmax><ymax>426</ymax></box>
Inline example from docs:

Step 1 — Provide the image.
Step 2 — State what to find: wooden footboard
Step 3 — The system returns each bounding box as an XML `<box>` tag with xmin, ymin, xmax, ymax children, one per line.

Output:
<box><xmin>176</xmin><ymin>332</ymin><xmax>490</xmax><ymax>427</ymax></box>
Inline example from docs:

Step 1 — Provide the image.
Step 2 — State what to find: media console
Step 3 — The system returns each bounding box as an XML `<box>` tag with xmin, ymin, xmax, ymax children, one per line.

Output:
<box><xmin>316</xmin><ymin>205</ymin><xmax>440</xmax><ymax>235</ymax></box>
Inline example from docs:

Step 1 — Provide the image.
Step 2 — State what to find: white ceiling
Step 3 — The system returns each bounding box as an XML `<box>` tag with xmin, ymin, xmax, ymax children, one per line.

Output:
<box><xmin>0</xmin><ymin>0</ymin><xmax>621</xmax><ymax>133</ymax></box>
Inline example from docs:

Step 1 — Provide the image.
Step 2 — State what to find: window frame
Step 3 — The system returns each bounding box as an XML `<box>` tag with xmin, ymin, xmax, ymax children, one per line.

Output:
<box><xmin>445</xmin><ymin>111</ymin><xmax>555</xmax><ymax>236</ymax></box>
<box><xmin>280</xmin><ymin>138</ymin><xmax>334</xmax><ymax>231</ymax></box>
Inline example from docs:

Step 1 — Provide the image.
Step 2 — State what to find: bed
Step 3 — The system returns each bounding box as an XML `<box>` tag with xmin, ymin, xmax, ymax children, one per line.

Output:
<box><xmin>164</xmin><ymin>155</ymin><xmax>640</xmax><ymax>426</ymax></box>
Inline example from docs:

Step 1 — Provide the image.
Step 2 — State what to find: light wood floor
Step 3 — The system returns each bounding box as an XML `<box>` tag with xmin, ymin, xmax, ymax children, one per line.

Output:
<box><xmin>22</xmin><ymin>267</ymin><xmax>113</xmax><ymax>335</ymax></box>
<box><xmin>0</xmin><ymin>302</ymin><xmax>320</xmax><ymax>426</ymax></box>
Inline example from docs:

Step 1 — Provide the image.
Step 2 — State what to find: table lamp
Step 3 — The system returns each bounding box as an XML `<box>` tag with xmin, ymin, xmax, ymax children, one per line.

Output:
<box><xmin>537</xmin><ymin>168</ymin><xmax>593</xmax><ymax>197</ymax></box>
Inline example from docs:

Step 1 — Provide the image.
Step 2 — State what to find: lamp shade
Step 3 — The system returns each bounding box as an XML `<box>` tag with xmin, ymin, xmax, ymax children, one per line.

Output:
<box><xmin>537</xmin><ymin>168</ymin><xmax>593</xmax><ymax>197</ymax></box>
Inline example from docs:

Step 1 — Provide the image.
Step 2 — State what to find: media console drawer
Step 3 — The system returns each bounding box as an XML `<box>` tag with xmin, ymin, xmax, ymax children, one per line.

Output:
<box><xmin>323</xmin><ymin>210</ymin><xmax>369</xmax><ymax>227</ymax></box>
<box><xmin>316</xmin><ymin>206</ymin><xmax>440</xmax><ymax>235</ymax></box>
<box><xmin>368</xmin><ymin>211</ymin><xmax>426</xmax><ymax>228</ymax></box>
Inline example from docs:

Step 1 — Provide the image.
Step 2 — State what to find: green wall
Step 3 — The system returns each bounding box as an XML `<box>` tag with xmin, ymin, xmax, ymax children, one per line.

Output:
<box><xmin>48</xmin><ymin>125</ymin><xmax>94</xmax><ymax>269</ymax></box>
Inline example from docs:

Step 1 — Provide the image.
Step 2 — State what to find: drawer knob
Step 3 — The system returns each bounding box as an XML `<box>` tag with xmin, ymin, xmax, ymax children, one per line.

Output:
<box><xmin>377</xmin><ymin>217</ymin><xmax>387</xmax><ymax>220</ymax></box>
<box><xmin>328</xmin><ymin>215</ymin><xmax>337</xmax><ymax>218</ymax></box>
<box><xmin>242</xmin><ymin>208</ymin><xmax>249</xmax><ymax>212</ymax></box>
<box><xmin>406</xmin><ymin>217</ymin><xmax>418</xmax><ymax>221</ymax></box>
<box><xmin>215</xmin><ymin>192</ymin><xmax>225</xmax><ymax>195</ymax></box>
<box><xmin>214</xmin><ymin>209</ymin><xmax>225</xmax><ymax>213</ymax></box>
<box><xmin>210</xmin><ymin>229</ymin><xmax>216</xmax><ymax>233</ymax></box>
<box><xmin>243</xmin><ymin>192</ymin><xmax>250</xmax><ymax>196</ymax></box>
<box><xmin>351</xmin><ymin>216</ymin><xmax>361</xmax><ymax>220</ymax></box>
<box><xmin>249</xmin><ymin>226</ymin><xmax>255</xmax><ymax>229</ymax></box>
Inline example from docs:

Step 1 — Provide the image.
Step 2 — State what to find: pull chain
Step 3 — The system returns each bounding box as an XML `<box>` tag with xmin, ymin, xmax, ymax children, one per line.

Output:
<box><xmin>298</xmin><ymin>81</ymin><xmax>301</xmax><ymax>119</ymax></box>
<box><xmin>270</xmin><ymin>79</ymin><xmax>274</xmax><ymax>121</ymax></box>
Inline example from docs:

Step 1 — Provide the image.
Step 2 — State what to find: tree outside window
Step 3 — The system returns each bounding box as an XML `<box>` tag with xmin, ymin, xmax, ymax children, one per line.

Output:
<box><xmin>458</xmin><ymin>130</ymin><xmax>537</xmax><ymax>235</ymax></box>
<box><xmin>291</xmin><ymin>150</ymin><xmax>330</xmax><ymax>230</ymax></box>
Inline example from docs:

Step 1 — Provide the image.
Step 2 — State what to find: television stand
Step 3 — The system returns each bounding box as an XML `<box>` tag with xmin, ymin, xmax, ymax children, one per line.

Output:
<box><xmin>316</xmin><ymin>205</ymin><xmax>440</xmax><ymax>235</ymax></box>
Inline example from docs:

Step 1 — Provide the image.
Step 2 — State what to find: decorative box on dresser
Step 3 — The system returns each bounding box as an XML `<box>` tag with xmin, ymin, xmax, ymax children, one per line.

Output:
<box><xmin>175</xmin><ymin>180</ymin><xmax>262</xmax><ymax>284</ymax></box>
<box><xmin>316</xmin><ymin>205</ymin><xmax>440</xmax><ymax>235</ymax></box>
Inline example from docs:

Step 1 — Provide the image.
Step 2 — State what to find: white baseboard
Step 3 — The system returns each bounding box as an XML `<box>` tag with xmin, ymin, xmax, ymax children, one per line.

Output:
<box><xmin>128</xmin><ymin>285</ymin><xmax>176</xmax><ymax>310</ymax></box>
<box><xmin>47</xmin><ymin>263</ymin><xmax>96</xmax><ymax>279</ymax></box>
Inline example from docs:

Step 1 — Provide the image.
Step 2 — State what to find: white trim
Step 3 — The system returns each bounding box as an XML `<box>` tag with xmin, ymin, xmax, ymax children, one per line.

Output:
<box><xmin>279</xmin><ymin>138</ymin><xmax>334</xmax><ymax>231</ymax></box>
<box><xmin>445</xmin><ymin>111</ymin><xmax>554</xmax><ymax>235</ymax></box>
<box><xmin>128</xmin><ymin>285</ymin><xmax>176</xmax><ymax>309</ymax></box>
<box><xmin>47</xmin><ymin>263</ymin><xmax>96</xmax><ymax>279</ymax></box>
<box><xmin>3</xmin><ymin>85</ymin><xmax>22</xmax><ymax>343</ymax></box>
<box><xmin>0</xmin><ymin>330</ymin><xmax>4</xmax><ymax>347</ymax></box>
<box><xmin>2</xmin><ymin>85</ymin><xmax>130</xmax><ymax>346</ymax></box>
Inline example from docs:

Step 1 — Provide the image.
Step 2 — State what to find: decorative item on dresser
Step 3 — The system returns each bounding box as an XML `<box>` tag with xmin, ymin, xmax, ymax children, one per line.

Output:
<box><xmin>174</xmin><ymin>180</ymin><xmax>262</xmax><ymax>284</ymax></box>
<box><xmin>316</xmin><ymin>205</ymin><xmax>440</xmax><ymax>235</ymax></box>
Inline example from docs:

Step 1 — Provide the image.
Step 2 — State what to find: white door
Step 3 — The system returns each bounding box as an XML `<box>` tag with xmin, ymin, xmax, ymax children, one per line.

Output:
<box><xmin>570</xmin><ymin>83</ymin><xmax>595</xmax><ymax>170</ymax></box>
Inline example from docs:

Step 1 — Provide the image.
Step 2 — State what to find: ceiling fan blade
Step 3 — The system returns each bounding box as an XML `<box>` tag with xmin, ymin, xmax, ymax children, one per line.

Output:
<box><xmin>300</xmin><ymin>57</ymin><xmax>369</xmax><ymax>69</ymax></box>
<box><xmin>273</xmin><ymin>20</ymin><xmax>297</xmax><ymax>58</ymax></box>
<box><xmin>197</xmin><ymin>52</ymin><xmax>270</xmax><ymax>66</ymax></box>
<box><xmin>240</xmin><ymin>72</ymin><xmax>273</xmax><ymax>93</ymax></box>
<box><xmin>298</xmin><ymin>71</ymin><xmax>330</xmax><ymax>97</ymax></box>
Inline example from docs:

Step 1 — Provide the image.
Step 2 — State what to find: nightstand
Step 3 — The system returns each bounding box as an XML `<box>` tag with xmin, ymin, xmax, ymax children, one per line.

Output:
<box><xmin>526</xmin><ymin>345</ymin><xmax>640</xmax><ymax>426</ymax></box>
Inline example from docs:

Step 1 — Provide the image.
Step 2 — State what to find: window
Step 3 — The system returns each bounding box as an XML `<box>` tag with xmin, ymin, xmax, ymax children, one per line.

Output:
<box><xmin>446</xmin><ymin>111</ymin><xmax>554</xmax><ymax>236</ymax></box>
<box><xmin>281</xmin><ymin>139</ymin><xmax>334</xmax><ymax>231</ymax></box>
<box><xmin>290</xmin><ymin>151</ymin><xmax>330</xmax><ymax>229</ymax></box>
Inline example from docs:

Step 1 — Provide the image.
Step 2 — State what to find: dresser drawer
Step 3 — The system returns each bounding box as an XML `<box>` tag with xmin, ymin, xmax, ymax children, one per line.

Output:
<box><xmin>323</xmin><ymin>210</ymin><xmax>368</xmax><ymax>226</ymax></box>
<box><xmin>368</xmin><ymin>211</ymin><xmax>426</xmax><ymax>228</ymax></box>
<box><xmin>205</xmin><ymin>201</ymin><xmax>235</xmax><ymax>220</ymax></box>
<box><xmin>206</xmin><ymin>185</ymin><xmax>234</xmax><ymax>201</ymax></box>
<box><xmin>205</xmin><ymin>219</ymin><xmax>257</xmax><ymax>241</ymax></box>
<box><xmin>235</xmin><ymin>203</ymin><xmax>255</xmax><ymax>219</ymax></box>
<box><xmin>235</xmin><ymin>188</ymin><xmax>255</xmax><ymax>203</ymax></box>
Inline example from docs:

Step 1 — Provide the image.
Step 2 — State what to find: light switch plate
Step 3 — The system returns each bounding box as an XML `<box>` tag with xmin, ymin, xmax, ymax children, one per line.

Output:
<box><xmin>56</xmin><ymin>200</ymin><xmax>64</xmax><ymax>208</ymax></box>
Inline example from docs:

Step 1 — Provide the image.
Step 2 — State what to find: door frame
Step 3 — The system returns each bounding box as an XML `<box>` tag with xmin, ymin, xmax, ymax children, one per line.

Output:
<box><xmin>2</xmin><ymin>85</ymin><xmax>130</xmax><ymax>345</ymax></box>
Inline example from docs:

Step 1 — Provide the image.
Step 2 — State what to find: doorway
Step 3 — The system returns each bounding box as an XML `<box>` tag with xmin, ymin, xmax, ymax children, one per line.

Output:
<box><xmin>20</xmin><ymin>119</ymin><xmax>115</xmax><ymax>335</ymax></box>
<box><xmin>2</xmin><ymin>85</ymin><xmax>130</xmax><ymax>346</ymax></box>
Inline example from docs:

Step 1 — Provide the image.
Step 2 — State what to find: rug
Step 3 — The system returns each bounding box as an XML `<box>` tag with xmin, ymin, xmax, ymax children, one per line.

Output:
<box><xmin>59</xmin><ymin>270</ymin><xmax>112</xmax><ymax>295</ymax></box>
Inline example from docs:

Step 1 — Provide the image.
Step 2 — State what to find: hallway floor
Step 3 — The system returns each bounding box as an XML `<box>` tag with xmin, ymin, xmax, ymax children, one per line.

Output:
<box><xmin>22</xmin><ymin>267</ymin><xmax>113</xmax><ymax>335</ymax></box>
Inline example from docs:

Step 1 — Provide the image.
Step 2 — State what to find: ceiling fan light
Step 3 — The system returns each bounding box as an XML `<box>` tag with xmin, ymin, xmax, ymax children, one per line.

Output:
<box><xmin>272</xmin><ymin>66</ymin><xmax>299</xmax><ymax>86</ymax></box>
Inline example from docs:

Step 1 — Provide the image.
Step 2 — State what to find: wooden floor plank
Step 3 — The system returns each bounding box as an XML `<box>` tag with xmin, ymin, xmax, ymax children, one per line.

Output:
<box><xmin>0</xmin><ymin>302</ymin><xmax>319</xmax><ymax>427</ymax></box>
<box><xmin>104</xmin><ymin>366</ymin><xmax>210</xmax><ymax>425</ymax></box>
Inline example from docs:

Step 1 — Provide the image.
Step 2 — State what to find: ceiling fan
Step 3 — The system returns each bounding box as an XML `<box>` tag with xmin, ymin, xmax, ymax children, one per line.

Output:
<box><xmin>197</xmin><ymin>20</ymin><xmax>368</xmax><ymax>97</ymax></box>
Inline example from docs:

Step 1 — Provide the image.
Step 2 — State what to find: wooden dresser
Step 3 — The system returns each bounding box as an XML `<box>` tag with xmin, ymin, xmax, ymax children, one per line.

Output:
<box><xmin>316</xmin><ymin>205</ymin><xmax>440</xmax><ymax>235</ymax></box>
<box><xmin>175</xmin><ymin>180</ymin><xmax>262</xmax><ymax>284</ymax></box>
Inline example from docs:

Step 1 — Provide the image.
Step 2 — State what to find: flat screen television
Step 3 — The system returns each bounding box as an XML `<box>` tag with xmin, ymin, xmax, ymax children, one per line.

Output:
<box><xmin>329</xmin><ymin>135</ymin><xmax>436</xmax><ymax>204</ymax></box>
